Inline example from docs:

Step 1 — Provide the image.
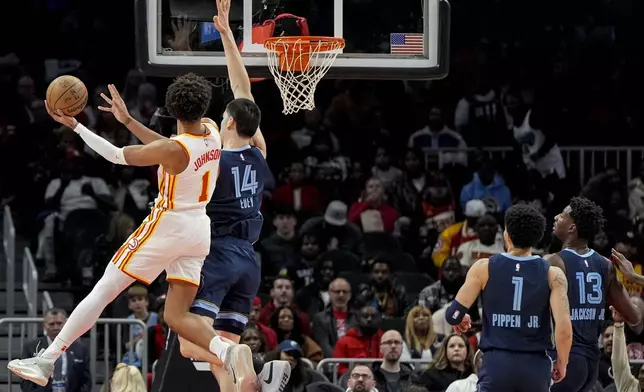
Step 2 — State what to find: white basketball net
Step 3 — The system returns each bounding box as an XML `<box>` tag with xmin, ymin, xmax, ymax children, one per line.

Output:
<box><xmin>265</xmin><ymin>37</ymin><xmax>344</xmax><ymax>115</ymax></box>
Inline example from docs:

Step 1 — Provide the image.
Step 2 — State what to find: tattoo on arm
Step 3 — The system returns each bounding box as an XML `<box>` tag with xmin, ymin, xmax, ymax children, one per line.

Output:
<box><xmin>555</xmin><ymin>271</ymin><xmax>570</xmax><ymax>314</ymax></box>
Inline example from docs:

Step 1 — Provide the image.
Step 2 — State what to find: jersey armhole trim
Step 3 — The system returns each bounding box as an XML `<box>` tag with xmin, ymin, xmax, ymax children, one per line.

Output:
<box><xmin>172</xmin><ymin>138</ymin><xmax>191</xmax><ymax>163</ymax></box>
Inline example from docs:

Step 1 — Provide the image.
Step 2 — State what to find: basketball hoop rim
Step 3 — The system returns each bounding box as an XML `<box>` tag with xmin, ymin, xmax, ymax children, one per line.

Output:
<box><xmin>263</xmin><ymin>36</ymin><xmax>346</xmax><ymax>53</ymax></box>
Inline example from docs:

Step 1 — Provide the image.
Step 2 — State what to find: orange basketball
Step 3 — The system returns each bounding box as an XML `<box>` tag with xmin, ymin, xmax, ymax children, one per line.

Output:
<box><xmin>46</xmin><ymin>75</ymin><xmax>88</xmax><ymax>117</ymax></box>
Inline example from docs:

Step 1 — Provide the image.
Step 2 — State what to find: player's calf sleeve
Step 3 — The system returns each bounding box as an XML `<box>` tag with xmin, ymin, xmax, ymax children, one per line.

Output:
<box><xmin>42</xmin><ymin>266</ymin><xmax>134</xmax><ymax>361</ymax></box>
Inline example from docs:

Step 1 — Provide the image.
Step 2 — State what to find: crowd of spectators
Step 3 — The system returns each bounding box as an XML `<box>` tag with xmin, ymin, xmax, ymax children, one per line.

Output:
<box><xmin>4</xmin><ymin>0</ymin><xmax>644</xmax><ymax>391</ymax></box>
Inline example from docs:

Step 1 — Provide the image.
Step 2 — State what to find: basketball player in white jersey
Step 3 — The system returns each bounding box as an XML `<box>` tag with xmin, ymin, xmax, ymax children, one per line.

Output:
<box><xmin>8</xmin><ymin>74</ymin><xmax>250</xmax><ymax>387</ymax></box>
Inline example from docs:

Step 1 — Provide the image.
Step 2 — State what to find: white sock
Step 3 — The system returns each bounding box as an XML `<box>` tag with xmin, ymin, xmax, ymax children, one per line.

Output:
<box><xmin>40</xmin><ymin>337</ymin><xmax>69</xmax><ymax>361</ymax></box>
<box><xmin>209</xmin><ymin>336</ymin><xmax>230</xmax><ymax>361</ymax></box>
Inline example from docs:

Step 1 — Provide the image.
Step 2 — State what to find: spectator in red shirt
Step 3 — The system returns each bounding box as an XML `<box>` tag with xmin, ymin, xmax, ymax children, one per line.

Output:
<box><xmin>333</xmin><ymin>304</ymin><xmax>384</xmax><ymax>375</ymax></box>
<box><xmin>249</xmin><ymin>297</ymin><xmax>278</xmax><ymax>349</ymax></box>
<box><xmin>348</xmin><ymin>177</ymin><xmax>398</xmax><ymax>233</ymax></box>
<box><xmin>259</xmin><ymin>277</ymin><xmax>311</xmax><ymax>335</ymax></box>
<box><xmin>272</xmin><ymin>162</ymin><xmax>324</xmax><ymax>220</ymax></box>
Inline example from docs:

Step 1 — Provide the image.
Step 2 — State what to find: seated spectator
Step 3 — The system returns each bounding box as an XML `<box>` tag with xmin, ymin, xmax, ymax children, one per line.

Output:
<box><xmin>459</xmin><ymin>156</ymin><xmax>511</xmax><ymax>214</ymax></box>
<box><xmin>421</xmin><ymin>173</ymin><xmax>456</xmax><ymax>223</ymax></box>
<box><xmin>312</xmin><ymin>278</ymin><xmax>357</xmax><ymax>358</ymax></box>
<box><xmin>628</xmin><ymin>160</ymin><xmax>644</xmax><ymax>220</ymax></box>
<box><xmin>333</xmin><ymin>305</ymin><xmax>384</xmax><ymax>375</ymax></box>
<box><xmin>372</xmin><ymin>146</ymin><xmax>402</xmax><ymax>190</ymax></box>
<box><xmin>272</xmin><ymin>162</ymin><xmax>325</xmax><ymax>220</ymax></box>
<box><xmin>110</xmin><ymin>166</ymin><xmax>152</xmax><ymax>224</ymax></box>
<box><xmin>20</xmin><ymin>308</ymin><xmax>91</xmax><ymax>392</ymax></box>
<box><xmin>103</xmin><ymin>363</ymin><xmax>146</xmax><ymax>392</ymax></box>
<box><xmin>260</xmin><ymin>206</ymin><xmax>300</xmax><ymax>276</ymax></box>
<box><xmin>390</xmin><ymin>148</ymin><xmax>432</xmax><ymax>222</ymax></box>
<box><xmin>455</xmin><ymin>214</ymin><xmax>504</xmax><ymax>269</ymax></box>
<box><xmin>432</xmin><ymin>200</ymin><xmax>487</xmax><ymax>268</ymax></box>
<box><xmin>37</xmin><ymin>155</ymin><xmax>114</xmax><ymax>279</ymax></box>
<box><xmin>598</xmin><ymin>322</ymin><xmax>614</xmax><ymax>388</ymax></box>
<box><xmin>259</xmin><ymin>277</ymin><xmax>312</xmax><ymax>335</ymax></box>
<box><xmin>300</xmin><ymin>201</ymin><xmax>364</xmax><ymax>256</ymax></box>
<box><xmin>125</xmin><ymin>285</ymin><xmax>158</xmax><ymax>348</ymax></box>
<box><xmin>402</xmin><ymin>306</ymin><xmax>442</xmax><ymax>365</ymax></box>
<box><xmin>368</xmin><ymin>256</ymin><xmax>406</xmax><ymax>318</ymax></box>
<box><xmin>286</xmin><ymin>234</ymin><xmax>327</xmax><ymax>291</ymax></box>
<box><xmin>295</xmin><ymin>255</ymin><xmax>337</xmax><ymax>317</ymax></box>
<box><xmin>373</xmin><ymin>330</ymin><xmax>413</xmax><ymax>392</ymax></box>
<box><xmin>346</xmin><ymin>365</ymin><xmax>377</xmax><ymax>392</ymax></box>
<box><xmin>270</xmin><ymin>306</ymin><xmax>323</xmax><ymax>364</ymax></box>
<box><xmin>408</xmin><ymin>106</ymin><xmax>467</xmax><ymax>168</ymax></box>
<box><xmin>144</xmin><ymin>296</ymin><xmax>166</xmax><ymax>373</ymax></box>
<box><xmin>265</xmin><ymin>340</ymin><xmax>328</xmax><ymax>392</ymax></box>
<box><xmin>241</xmin><ymin>326</ymin><xmax>269</xmax><ymax>362</ymax></box>
<box><xmin>250</xmin><ymin>296</ymin><xmax>278</xmax><ymax>350</ymax></box>
<box><xmin>348</xmin><ymin>177</ymin><xmax>398</xmax><ymax>233</ymax></box>
<box><xmin>416</xmin><ymin>333</ymin><xmax>473</xmax><ymax>392</ymax></box>
<box><xmin>445</xmin><ymin>350</ymin><xmax>483</xmax><ymax>392</ymax></box>
<box><xmin>419</xmin><ymin>257</ymin><xmax>465</xmax><ymax>312</ymax></box>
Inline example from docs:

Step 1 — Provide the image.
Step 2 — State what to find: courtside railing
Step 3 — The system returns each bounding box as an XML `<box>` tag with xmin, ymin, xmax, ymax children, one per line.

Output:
<box><xmin>21</xmin><ymin>249</ymin><xmax>38</xmax><ymax>340</ymax></box>
<box><xmin>3</xmin><ymin>206</ymin><xmax>15</xmax><ymax>317</ymax></box>
<box><xmin>0</xmin><ymin>317</ymin><xmax>147</xmax><ymax>391</ymax></box>
<box><xmin>424</xmin><ymin>146</ymin><xmax>644</xmax><ymax>188</ymax></box>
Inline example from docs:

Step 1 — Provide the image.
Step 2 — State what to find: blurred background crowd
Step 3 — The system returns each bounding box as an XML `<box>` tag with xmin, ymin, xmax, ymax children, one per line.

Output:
<box><xmin>2</xmin><ymin>0</ymin><xmax>644</xmax><ymax>391</ymax></box>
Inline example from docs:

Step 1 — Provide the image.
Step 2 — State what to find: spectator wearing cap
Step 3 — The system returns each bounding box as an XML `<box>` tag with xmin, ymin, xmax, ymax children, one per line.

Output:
<box><xmin>333</xmin><ymin>305</ymin><xmax>384</xmax><ymax>375</ymax></box>
<box><xmin>265</xmin><ymin>340</ymin><xmax>328</xmax><ymax>392</ymax></box>
<box><xmin>459</xmin><ymin>155</ymin><xmax>511</xmax><ymax>214</ymax></box>
<box><xmin>250</xmin><ymin>297</ymin><xmax>278</xmax><ymax>349</ymax></box>
<box><xmin>454</xmin><ymin>214</ymin><xmax>504</xmax><ymax>269</ymax></box>
<box><xmin>432</xmin><ymin>199</ymin><xmax>487</xmax><ymax>268</ymax></box>
<box><xmin>260</xmin><ymin>205</ymin><xmax>300</xmax><ymax>276</ymax></box>
<box><xmin>259</xmin><ymin>277</ymin><xmax>312</xmax><ymax>336</ymax></box>
<box><xmin>300</xmin><ymin>201</ymin><xmax>363</xmax><ymax>256</ymax></box>
<box><xmin>348</xmin><ymin>177</ymin><xmax>398</xmax><ymax>233</ymax></box>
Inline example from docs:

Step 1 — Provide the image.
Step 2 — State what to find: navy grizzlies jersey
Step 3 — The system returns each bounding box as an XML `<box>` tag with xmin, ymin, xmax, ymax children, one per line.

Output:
<box><xmin>480</xmin><ymin>253</ymin><xmax>552</xmax><ymax>353</ymax></box>
<box><xmin>207</xmin><ymin>146</ymin><xmax>270</xmax><ymax>243</ymax></box>
<box><xmin>558</xmin><ymin>248</ymin><xmax>608</xmax><ymax>359</ymax></box>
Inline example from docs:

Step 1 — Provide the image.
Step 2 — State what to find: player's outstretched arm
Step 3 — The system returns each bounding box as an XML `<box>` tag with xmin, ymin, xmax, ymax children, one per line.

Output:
<box><xmin>122</xmin><ymin>139</ymin><xmax>189</xmax><ymax>171</ymax></box>
<box><xmin>213</xmin><ymin>0</ymin><xmax>267</xmax><ymax>158</ymax></box>
<box><xmin>99</xmin><ymin>84</ymin><xmax>167</xmax><ymax>144</ymax></box>
<box><xmin>612</xmin><ymin>248</ymin><xmax>644</xmax><ymax>286</ymax></box>
<box><xmin>548</xmin><ymin>266</ymin><xmax>572</xmax><ymax>368</ymax></box>
<box><xmin>445</xmin><ymin>258</ymin><xmax>487</xmax><ymax>330</ymax></box>
<box><xmin>607</xmin><ymin>258</ymin><xmax>643</xmax><ymax>333</ymax></box>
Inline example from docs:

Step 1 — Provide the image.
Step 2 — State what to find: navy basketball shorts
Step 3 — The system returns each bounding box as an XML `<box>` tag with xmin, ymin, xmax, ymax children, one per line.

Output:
<box><xmin>190</xmin><ymin>236</ymin><xmax>261</xmax><ymax>336</ymax></box>
<box><xmin>477</xmin><ymin>350</ymin><xmax>553</xmax><ymax>392</ymax></box>
<box><xmin>548</xmin><ymin>352</ymin><xmax>599</xmax><ymax>392</ymax></box>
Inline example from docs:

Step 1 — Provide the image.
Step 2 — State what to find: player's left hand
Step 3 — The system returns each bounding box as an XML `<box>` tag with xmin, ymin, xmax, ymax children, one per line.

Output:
<box><xmin>98</xmin><ymin>84</ymin><xmax>132</xmax><ymax>125</ymax></box>
<box><xmin>452</xmin><ymin>313</ymin><xmax>471</xmax><ymax>334</ymax></box>
<box><xmin>611</xmin><ymin>248</ymin><xmax>636</xmax><ymax>278</ymax></box>
<box><xmin>44</xmin><ymin>100</ymin><xmax>78</xmax><ymax>129</ymax></box>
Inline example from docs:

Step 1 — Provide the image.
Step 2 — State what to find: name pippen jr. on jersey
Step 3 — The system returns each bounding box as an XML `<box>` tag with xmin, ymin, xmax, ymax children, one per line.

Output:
<box><xmin>194</xmin><ymin>148</ymin><xmax>221</xmax><ymax>172</ymax></box>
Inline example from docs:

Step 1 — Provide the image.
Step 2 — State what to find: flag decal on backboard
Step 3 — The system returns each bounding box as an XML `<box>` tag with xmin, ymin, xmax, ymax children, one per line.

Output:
<box><xmin>390</xmin><ymin>33</ymin><xmax>424</xmax><ymax>55</ymax></box>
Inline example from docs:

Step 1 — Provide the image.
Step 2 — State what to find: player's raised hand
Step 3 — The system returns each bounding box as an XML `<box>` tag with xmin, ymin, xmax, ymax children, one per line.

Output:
<box><xmin>452</xmin><ymin>313</ymin><xmax>471</xmax><ymax>334</ymax></box>
<box><xmin>44</xmin><ymin>100</ymin><xmax>78</xmax><ymax>129</ymax></box>
<box><xmin>213</xmin><ymin>0</ymin><xmax>231</xmax><ymax>33</ymax></box>
<box><xmin>168</xmin><ymin>16</ymin><xmax>195</xmax><ymax>51</ymax></box>
<box><xmin>612</xmin><ymin>248</ymin><xmax>636</xmax><ymax>277</ymax></box>
<box><xmin>98</xmin><ymin>84</ymin><xmax>132</xmax><ymax>125</ymax></box>
<box><xmin>610</xmin><ymin>305</ymin><xmax>625</xmax><ymax>323</ymax></box>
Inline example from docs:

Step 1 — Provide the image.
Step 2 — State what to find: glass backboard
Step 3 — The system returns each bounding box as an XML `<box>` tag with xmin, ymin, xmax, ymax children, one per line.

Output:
<box><xmin>135</xmin><ymin>0</ymin><xmax>450</xmax><ymax>79</ymax></box>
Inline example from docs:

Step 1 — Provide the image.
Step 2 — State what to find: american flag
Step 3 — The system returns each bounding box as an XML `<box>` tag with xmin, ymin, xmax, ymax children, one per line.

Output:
<box><xmin>390</xmin><ymin>33</ymin><xmax>424</xmax><ymax>55</ymax></box>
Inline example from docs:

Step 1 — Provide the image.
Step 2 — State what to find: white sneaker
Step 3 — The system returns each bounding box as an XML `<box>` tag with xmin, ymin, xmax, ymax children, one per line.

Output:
<box><xmin>7</xmin><ymin>349</ymin><xmax>54</xmax><ymax>387</ymax></box>
<box><xmin>223</xmin><ymin>344</ymin><xmax>257</xmax><ymax>392</ymax></box>
<box><xmin>257</xmin><ymin>361</ymin><xmax>291</xmax><ymax>392</ymax></box>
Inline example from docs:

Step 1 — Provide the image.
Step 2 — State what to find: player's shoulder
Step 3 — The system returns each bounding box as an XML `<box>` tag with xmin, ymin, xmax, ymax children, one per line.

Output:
<box><xmin>543</xmin><ymin>252</ymin><xmax>566</xmax><ymax>270</ymax></box>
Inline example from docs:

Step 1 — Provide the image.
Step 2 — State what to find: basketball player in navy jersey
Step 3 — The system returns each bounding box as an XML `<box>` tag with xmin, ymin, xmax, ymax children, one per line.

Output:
<box><xmin>545</xmin><ymin>196</ymin><xmax>642</xmax><ymax>392</ymax></box>
<box><xmin>171</xmin><ymin>1</ymin><xmax>290</xmax><ymax>391</ymax></box>
<box><xmin>447</xmin><ymin>204</ymin><xmax>573</xmax><ymax>391</ymax></box>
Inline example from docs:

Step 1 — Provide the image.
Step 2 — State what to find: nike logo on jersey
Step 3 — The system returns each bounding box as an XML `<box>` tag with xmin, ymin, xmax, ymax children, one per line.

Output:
<box><xmin>264</xmin><ymin>362</ymin><xmax>274</xmax><ymax>384</ymax></box>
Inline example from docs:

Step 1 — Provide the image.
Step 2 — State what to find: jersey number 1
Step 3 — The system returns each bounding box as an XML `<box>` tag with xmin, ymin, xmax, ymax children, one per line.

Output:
<box><xmin>198</xmin><ymin>171</ymin><xmax>211</xmax><ymax>202</ymax></box>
